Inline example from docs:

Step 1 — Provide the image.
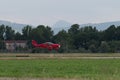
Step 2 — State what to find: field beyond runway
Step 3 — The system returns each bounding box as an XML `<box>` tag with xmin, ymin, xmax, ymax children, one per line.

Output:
<box><xmin>0</xmin><ymin>53</ymin><xmax>120</xmax><ymax>80</ymax></box>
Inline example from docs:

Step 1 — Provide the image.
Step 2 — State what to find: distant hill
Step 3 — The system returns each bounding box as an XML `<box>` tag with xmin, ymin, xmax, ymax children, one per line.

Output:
<box><xmin>80</xmin><ymin>21</ymin><xmax>120</xmax><ymax>30</ymax></box>
<box><xmin>52</xmin><ymin>20</ymin><xmax>120</xmax><ymax>34</ymax></box>
<box><xmin>52</xmin><ymin>20</ymin><xmax>72</xmax><ymax>34</ymax></box>
<box><xmin>0</xmin><ymin>20</ymin><xmax>27</xmax><ymax>33</ymax></box>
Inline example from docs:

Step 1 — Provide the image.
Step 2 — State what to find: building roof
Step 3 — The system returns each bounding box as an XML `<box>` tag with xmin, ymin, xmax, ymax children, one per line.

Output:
<box><xmin>4</xmin><ymin>40</ymin><xmax>27</xmax><ymax>43</ymax></box>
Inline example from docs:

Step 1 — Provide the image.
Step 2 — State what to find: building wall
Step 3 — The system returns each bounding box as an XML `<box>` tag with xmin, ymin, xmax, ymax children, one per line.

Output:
<box><xmin>6</xmin><ymin>43</ymin><xmax>15</xmax><ymax>51</ymax></box>
<box><xmin>5</xmin><ymin>41</ymin><xmax>27</xmax><ymax>51</ymax></box>
<box><xmin>16</xmin><ymin>43</ymin><xmax>26</xmax><ymax>48</ymax></box>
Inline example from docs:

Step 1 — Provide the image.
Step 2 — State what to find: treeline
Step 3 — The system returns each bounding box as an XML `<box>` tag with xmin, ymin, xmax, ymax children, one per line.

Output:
<box><xmin>0</xmin><ymin>24</ymin><xmax>120</xmax><ymax>53</ymax></box>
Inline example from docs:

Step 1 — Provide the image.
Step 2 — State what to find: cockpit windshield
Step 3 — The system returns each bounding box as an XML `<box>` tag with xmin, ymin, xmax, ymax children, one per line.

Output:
<box><xmin>44</xmin><ymin>42</ymin><xmax>53</xmax><ymax>45</ymax></box>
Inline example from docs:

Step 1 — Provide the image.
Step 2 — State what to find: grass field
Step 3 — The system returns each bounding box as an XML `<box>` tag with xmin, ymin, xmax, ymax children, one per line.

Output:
<box><xmin>0</xmin><ymin>58</ymin><xmax>120</xmax><ymax>80</ymax></box>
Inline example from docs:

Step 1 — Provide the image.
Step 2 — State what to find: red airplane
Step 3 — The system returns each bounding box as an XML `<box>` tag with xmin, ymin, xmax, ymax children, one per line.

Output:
<box><xmin>32</xmin><ymin>40</ymin><xmax>61</xmax><ymax>50</ymax></box>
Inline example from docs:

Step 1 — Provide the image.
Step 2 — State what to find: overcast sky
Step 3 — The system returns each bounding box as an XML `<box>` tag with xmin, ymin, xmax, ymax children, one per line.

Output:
<box><xmin>0</xmin><ymin>0</ymin><xmax>120</xmax><ymax>26</ymax></box>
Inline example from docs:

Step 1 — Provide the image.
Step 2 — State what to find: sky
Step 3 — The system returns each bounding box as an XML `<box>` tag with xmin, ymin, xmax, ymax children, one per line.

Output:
<box><xmin>0</xmin><ymin>0</ymin><xmax>120</xmax><ymax>26</ymax></box>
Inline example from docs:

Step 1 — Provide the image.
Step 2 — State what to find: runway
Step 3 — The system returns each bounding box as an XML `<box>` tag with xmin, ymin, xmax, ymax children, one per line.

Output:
<box><xmin>0</xmin><ymin>53</ymin><xmax>120</xmax><ymax>60</ymax></box>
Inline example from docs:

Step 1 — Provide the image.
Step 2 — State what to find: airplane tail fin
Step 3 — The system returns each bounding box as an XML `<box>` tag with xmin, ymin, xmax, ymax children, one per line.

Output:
<box><xmin>32</xmin><ymin>40</ymin><xmax>38</xmax><ymax>47</ymax></box>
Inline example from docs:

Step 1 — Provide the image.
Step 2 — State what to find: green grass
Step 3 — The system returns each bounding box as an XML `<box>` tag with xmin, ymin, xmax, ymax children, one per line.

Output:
<box><xmin>0</xmin><ymin>59</ymin><xmax>120</xmax><ymax>80</ymax></box>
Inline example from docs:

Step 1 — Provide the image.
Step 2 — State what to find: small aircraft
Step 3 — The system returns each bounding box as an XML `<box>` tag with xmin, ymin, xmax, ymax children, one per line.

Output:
<box><xmin>32</xmin><ymin>40</ymin><xmax>61</xmax><ymax>50</ymax></box>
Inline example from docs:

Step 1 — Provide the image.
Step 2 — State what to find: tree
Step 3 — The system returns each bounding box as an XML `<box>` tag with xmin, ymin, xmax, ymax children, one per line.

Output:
<box><xmin>108</xmin><ymin>41</ymin><xmax>120</xmax><ymax>53</ymax></box>
<box><xmin>22</xmin><ymin>25</ymin><xmax>32</xmax><ymax>40</ymax></box>
<box><xmin>104</xmin><ymin>25</ymin><xmax>116</xmax><ymax>41</ymax></box>
<box><xmin>68</xmin><ymin>24</ymin><xmax>79</xmax><ymax>35</ymax></box>
<box><xmin>30</xmin><ymin>25</ymin><xmax>53</xmax><ymax>43</ymax></box>
<box><xmin>15</xmin><ymin>32</ymin><xmax>22</xmax><ymax>40</ymax></box>
<box><xmin>43</xmin><ymin>26</ymin><xmax>53</xmax><ymax>41</ymax></box>
<box><xmin>0</xmin><ymin>40</ymin><xmax>5</xmax><ymax>50</ymax></box>
<box><xmin>0</xmin><ymin>25</ymin><xmax>5</xmax><ymax>40</ymax></box>
<box><xmin>89</xmin><ymin>44</ymin><xmax>97</xmax><ymax>53</ymax></box>
<box><xmin>5</xmin><ymin>26</ymin><xmax>15</xmax><ymax>40</ymax></box>
<box><xmin>73</xmin><ymin>26</ymin><xmax>99</xmax><ymax>49</ymax></box>
<box><xmin>68</xmin><ymin>24</ymin><xmax>80</xmax><ymax>49</ymax></box>
<box><xmin>115</xmin><ymin>26</ymin><xmax>120</xmax><ymax>40</ymax></box>
<box><xmin>53</xmin><ymin>30</ymin><xmax>71</xmax><ymax>52</ymax></box>
<box><xmin>99</xmin><ymin>41</ymin><xmax>110</xmax><ymax>53</ymax></box>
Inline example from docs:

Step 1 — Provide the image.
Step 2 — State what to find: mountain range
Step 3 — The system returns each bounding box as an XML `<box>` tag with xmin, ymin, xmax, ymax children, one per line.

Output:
<box><xmin>80</xmin><ymin>21</ymin><xmax>120</xmax><ymax>30</ymax></box>
<box><xmin>0</xmin><ymin>20</ymin><xmax>120</xmax><ymax>34</ymax></box>
<box><xmin>52</xmin><ymin>20</ymin><xmax>72</xmax><ymax>34</ymax></box>
<box><xmin>52</xmin><ymin>20</ymin><xmax>120</xmax><ymax>34</ymax></box>
<box><xmin>0</xmin><ymin>20</ymin><xmax>27</xmax><ymax>33</ymax></box>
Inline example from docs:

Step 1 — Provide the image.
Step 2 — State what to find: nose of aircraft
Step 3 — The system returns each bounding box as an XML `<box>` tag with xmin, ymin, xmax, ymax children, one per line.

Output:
<box><xmin>58</xmin><ymin>44</ymin><xmax>61</xmax><ymax>48</ymax></box>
